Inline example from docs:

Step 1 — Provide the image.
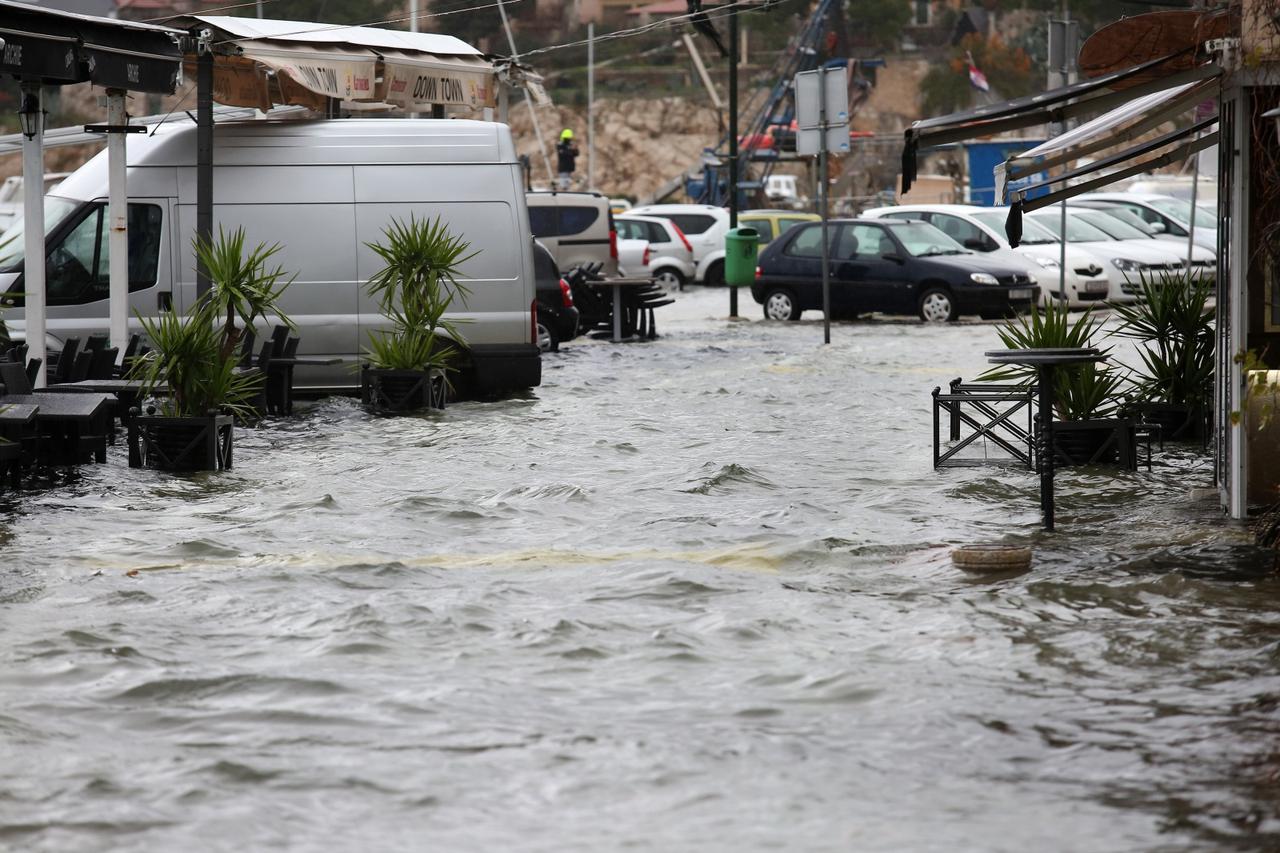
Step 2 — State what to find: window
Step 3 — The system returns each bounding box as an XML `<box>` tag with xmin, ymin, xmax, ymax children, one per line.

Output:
<box><xmin>615</xmin><ymin>219</ymin><xmax>644</xmax><ymax>240</ymax></box>
<box><xmin>743</xmin><ymin>219</ymin><xmax>774</xmax><ymax>242</ymax></box>
<box><xmin>666</xmin><ymin>214</ymin><xmax>716</xmax><ymax>235</ymax></box>
<box><xmin>778</xmin><ymin>218</ymin><xmax>813</xmax><ymax>237</ymax></box>
<box><xmin>42</xmin><ymin>202</ymin><xmax>163</xmax><ymax>306</ymax></box>
<box><xmin>529</xmin><ymin>205</ymin><xmax>555</xmax><ymax>237</ymax></box>
<box><xmin>844</xmin><ymin>224</ymin><xmax>894</xmax><ymax>258</ymax></box>
<box><xmin>914</xmin><ymin>0</ymin><xmax>931</xmax><ymax>26</ymax></box>
<box><xmin>784</xmin><ymin>224</ymin><xmax>827</xmax><ymax>258</ymax></box>
<box><xmin>929</xmin><ymin>213</ymin><xmax>986</xmax><ymax>248</ymax></box>
<box><xmin>559</xmin><ymin>206</ymin><xmax>599</xmax><ymax>236</ymax></box>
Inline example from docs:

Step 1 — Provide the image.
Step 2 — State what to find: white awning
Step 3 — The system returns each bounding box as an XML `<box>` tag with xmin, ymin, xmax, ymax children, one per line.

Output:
<box><xmin>235</xmin><ymin>42</ymin><xmax>379</xmax><ymax>102</ymax></box>
<box><xmin>379</xmin><ymin>50</ymin><xmax>495</xmax><ymax>110</ymax></box>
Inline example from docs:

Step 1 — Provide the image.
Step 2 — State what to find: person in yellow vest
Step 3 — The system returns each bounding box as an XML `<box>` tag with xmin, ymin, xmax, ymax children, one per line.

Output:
<box><xmin>556</xmin><ymin>128</ymin><xmax>579</xmax><ymax>190</ymax></box>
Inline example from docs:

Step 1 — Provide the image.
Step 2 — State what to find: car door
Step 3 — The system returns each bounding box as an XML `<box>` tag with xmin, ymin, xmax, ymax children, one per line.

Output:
<box><xmin>837</xmin><ymin>223</ymin><xmax>910</xmax><ymax>313</ymax></box>
<box><xmin>666</xmin><ymin>213</ymin><xmax>719</xmax><ymax>263</ymax></box>
<box><xmin>772</xmin><ymin>222</ymin><xmax>825</xmax><ymax>304</ymax></box>
<box><xmin>928</xmin><ymin>212</ymin><xmax>997</xmax><ymax>253</ymax></box>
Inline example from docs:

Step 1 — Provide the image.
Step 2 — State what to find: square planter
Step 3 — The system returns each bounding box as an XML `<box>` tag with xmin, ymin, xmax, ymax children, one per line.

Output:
<box><xmin>1046</xmin><ymin>418</ymin><xmax>1138</xmax><ymax>470</ymax></box>
<box><xmin>1122</xmin><ymin>402</ymin><xmax>1207</xmax><ymax>444</ymax></box>
<box><xmin>128</xmin><ymin>412</ymin><xmax>234</xmax><ymax>471</ymax></box>
<box><xmin>361</xmin><ymin>366</ymin><xmax>446</xmax><ymax>415</ymax></box>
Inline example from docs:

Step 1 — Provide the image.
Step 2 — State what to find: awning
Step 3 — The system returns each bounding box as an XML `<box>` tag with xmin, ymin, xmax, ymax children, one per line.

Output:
<box><xmin>901</xmin><ymin>51</ymin><xmax>1215</xmax><ymax>194</ymax></box>
<box><xmin>165</xmin><ymin>14</ymin><xmax>499</xmax><ymax>111</ymax></box>
<box><xmin>0</xmin><ymin>0</ymin><xmax>183</xmax><ymax>92</ymax></box>
<box><xmin>996</xmin><ymin>74</ymin><xmax>1221</xmax><ymax>202</ymax></box>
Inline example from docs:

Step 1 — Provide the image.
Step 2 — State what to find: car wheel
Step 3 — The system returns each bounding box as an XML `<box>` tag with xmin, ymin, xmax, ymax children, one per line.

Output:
<box><xmin>918</xmin><ymin>287</ymin><xmax>957</xmax><ymax>323</ymax></box>
<box><xmin>704</xmin><ymin>260</ymin><xmax>725</xmax><ymax>287</ymax></box>
<box><xmin>763</xmin><ymin>288</ymin><xmax>800</xmax><ymax>321</ymax></box>
<box><xmin>536</xmin><ymin>320</ymin><xmax>558</xmax><ymax>353</ymax></box>
<box><xmin>654</xmin><ymin>267</ymin><xmax>685</xmax><ymax>291</ymax></box>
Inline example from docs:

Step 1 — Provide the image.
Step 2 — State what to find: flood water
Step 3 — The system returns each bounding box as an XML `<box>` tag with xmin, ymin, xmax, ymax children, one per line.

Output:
<box><xmin>2</xmin><ymin>287</ymin><xmax>1278</xmax><ymax>852</ymax></box>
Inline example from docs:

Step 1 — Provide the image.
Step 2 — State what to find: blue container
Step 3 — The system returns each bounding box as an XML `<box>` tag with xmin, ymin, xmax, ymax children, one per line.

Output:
<box><xmin>966</xmin><ymin>139</ymin><xmax>1048</xmax><ymax>207</ymax></box>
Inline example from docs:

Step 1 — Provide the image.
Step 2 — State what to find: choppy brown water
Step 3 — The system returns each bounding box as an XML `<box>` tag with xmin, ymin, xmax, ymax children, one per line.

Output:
<box><xmin>2</xmin><ymin>288</ymin><xmax>1277</xmax><ymax>852</ymax></box>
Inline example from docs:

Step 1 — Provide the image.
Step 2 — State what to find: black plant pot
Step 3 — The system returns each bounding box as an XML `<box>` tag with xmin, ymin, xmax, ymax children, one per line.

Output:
<box><xmin>1048</xmin><ymin>418</ymin><xmax>1138</xmax><ymax>469</ymax></box>
<box><xmin>128</xmin><ymin>412</ymin><xmax>234</xmax><ymax>471</ymax></box>
<box><xmin>361</xmin><ymin>366</ymin><xmax>446</xmax><ymax>415</ymax></box>
<box><xmin>1123</xmin><ymin>402</ymin><xmax>1207</xmax><ymax>444</ymax></box>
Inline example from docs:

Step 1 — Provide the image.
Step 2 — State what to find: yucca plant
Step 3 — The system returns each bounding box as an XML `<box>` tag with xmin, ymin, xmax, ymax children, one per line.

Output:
<box><xmin>982</xmin><ymin>300</ymin><xmax>1120</xmax><ymax>420</ymax></box>
<box><xmin>1107</xmin><ymin>269</ymin><xmax>1214</xmax><ymax>409</ymax></box>
<box><xmin>363</xmin><ymin>214</ymin><xmax>473</xmax><ymax>373</ymax></box>
<box><xmin>132</xmin><ymin>228</ymin><xmax>295</xmax><ymax>419</ymax></box>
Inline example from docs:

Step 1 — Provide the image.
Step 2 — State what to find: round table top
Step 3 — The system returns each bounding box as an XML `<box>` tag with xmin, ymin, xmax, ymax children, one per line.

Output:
<box><xmin>984</xmin><ymin>347</ymin><xmax>1108</xmax><ymax>367</ymax></box>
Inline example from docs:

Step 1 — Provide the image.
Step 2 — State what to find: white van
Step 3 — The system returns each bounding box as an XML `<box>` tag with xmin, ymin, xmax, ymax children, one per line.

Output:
<box><xmin>0</xmin><ymin>118</ymin><xmax>540</xmax><ymax>395</ymax></box>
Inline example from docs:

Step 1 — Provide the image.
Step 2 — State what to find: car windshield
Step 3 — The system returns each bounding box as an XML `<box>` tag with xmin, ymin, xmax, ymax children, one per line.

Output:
<box><xmin>1148</xmin><ymin>197</ymin><xmax>1217</xmax><ymax>228</ymax></box>
<box><xmin>1030</xmin><ymin>211</ymin><xmax>1114</xmax><ymax>242</ymax></box>
<box><xmin>1074</xmin><ymin>210</ymin><xmax>1151</xmax><ymax>240</ymax></box>
<box><xmin>972</xmin><ymin>211</ymin><xmax>1059</xmax><ymax>245</ymax></box>
<box><xmin>888</xmin><ymin>222</ymin><xmax>970</xmax><ymax>257</ymax></box>
<box><xmin>0</xmin><ymin>196</ymin><xmax>81</xmax><ymax>272</ymax></box>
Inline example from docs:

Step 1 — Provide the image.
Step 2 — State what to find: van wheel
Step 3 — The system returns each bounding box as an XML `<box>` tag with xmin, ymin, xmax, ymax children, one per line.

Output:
<box><xmin>536</xmin><ymin>321</ymin><xmax>559</xmax><ymax>353</ymax></box>
<box><xmin>918</xmin><ymin>287</ymin><xmax>957</xmax><ymax>323</ymax></box>
<box><xmin>763</xmin><ymin>288</ymin><xmax>800</xmax><ymax>321</ymax></box>
<box><xmin>704</xmin><ymin>261</ymin><xmax>725</xmax><ymax>287</ymax></box>
<box><xmin>654</xmin><ymin>268</ymin><xmax>685</xmax><ymax>291</ymax></box>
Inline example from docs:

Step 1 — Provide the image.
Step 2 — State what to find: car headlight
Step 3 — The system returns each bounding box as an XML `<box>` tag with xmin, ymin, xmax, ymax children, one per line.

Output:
<box><xmin>970</xmin><ymin>273</ymin><xmax>999</xmax><ymax>285</ymax></box>
<box><xmin>1029</xmin><ymin>256</ymin><xmax>1060</xmax><ymax>269</ymax></box>
<box><xmin>1111</xmin><ymin>258</ymin><xmax>1142</xmax><ymax>271</ymax></box>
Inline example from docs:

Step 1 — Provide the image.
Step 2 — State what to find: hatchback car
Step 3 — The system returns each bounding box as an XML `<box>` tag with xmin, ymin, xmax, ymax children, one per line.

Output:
<box><xmin>532</xmin><ymin>240</ymin><xmax>579</xmax><ymax>352</ymax></box>
<box><xmin>614</xmin><ymin>214</ymin><xmax>695</xmax><ymax>289</ymax></box>
<box><xmin>627</xmin><ymin>203</ymin><xmax>730</xmax><ymax>285</ymax></box>
<box><xmin>751</xmin><ymin>219</ymin><xmax>1038</xmax><ymax>322</ymax></box>
<box><xmin>1076</xmin><ymin>192</ymin><xmax>1217</xmax><ymax>251</ymax></box>
<box><xmin>738</xmin><ymin>210</ymin><xmax>821</xmax><ymax>246</ymax></box>
<box><xmin>527</xmin><ymin>191</ymin><xmax>619</xmax><ymax>277</ymax></box>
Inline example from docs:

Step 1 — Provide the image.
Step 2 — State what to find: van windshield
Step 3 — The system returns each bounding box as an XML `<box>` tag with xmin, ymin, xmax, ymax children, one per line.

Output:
<box><xmin>0</xmin><ymin>196</ymin><xmax>82</xmax><ymax>272</ymax></box>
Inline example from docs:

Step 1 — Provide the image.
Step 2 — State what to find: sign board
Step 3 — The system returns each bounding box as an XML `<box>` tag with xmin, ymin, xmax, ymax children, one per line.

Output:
<box><xmin>794</xmin><ymin>66</ymin><xmax>850</xmax><ymax>156</ymax></box>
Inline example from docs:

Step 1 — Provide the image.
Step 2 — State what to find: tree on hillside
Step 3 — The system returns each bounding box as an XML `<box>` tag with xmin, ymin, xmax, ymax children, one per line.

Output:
<box><xmin>919</xmin><ymin>33</ymin><xmax>1034</xmax><ymax>116</ymax></box>
<box><xmin>845</xmin><ymin>0</ymin><xmax>911</xmax><ymax>53</ymax></box>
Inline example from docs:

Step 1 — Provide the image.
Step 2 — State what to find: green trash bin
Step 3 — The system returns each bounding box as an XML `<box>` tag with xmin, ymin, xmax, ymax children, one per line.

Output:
<box><xmin>724</xmin><ymin>226</ymin><xmax>760</xmax><ymax>287</ymax></box>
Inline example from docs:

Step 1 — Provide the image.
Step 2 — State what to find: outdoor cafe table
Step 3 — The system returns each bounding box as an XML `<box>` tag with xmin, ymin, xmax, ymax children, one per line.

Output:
<box><xmin>0</xmin><ymin>393</ymin><xmax>112</xmax><ymax>464</ymax></box>
<box><xmin>0</xmin><ymin>403</ymin><xmax>38</xmax><ymax>487</ymax></box>
<box><xmin>266</xmin><ymin>356</ymin><xmax>343</xmax><ymax>415</ymax></box>
<box><xmin>984</xmin><ymin>347</ymin><xmax>1108</xmax><ymax>531</ymax></box>
<box><xmin>601</xmin><ymin>278</ymin><xmax>658</xmax><ymax>343</ymax></box>
<box><xmin>46</xmin><ymin>378</ymin><xmax>149</xmax><ymax>431</ymax></box>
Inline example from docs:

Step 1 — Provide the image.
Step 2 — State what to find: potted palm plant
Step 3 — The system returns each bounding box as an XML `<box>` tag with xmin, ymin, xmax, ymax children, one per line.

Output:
<box><xmin>984</xmin><ymin>301</ymin><xmax>1133</xmax><ymax>466</ymax></box>
<box><xmin>1108</xmin><ymin>269</ymin><xmax>1214</xmax><ymax>442</ymax></box>
<box><xmin>360</xmin><ymin>215</ymin><xmax>473</xmax><ymax>415</ymax></box>
<box><xmin>128</xmin><ymin>227</ymin><xmax>293</xmax><ymax>471</ymax></box>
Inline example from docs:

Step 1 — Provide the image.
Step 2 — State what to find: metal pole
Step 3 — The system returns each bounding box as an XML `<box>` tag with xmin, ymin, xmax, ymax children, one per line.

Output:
<box><xmin>728</xmin><ymin>2</ymin><xmax>739</xmax><ymax>317</ymax></box>
<box><xmin>498</xmin><ymin>0</ymin><xmax>554</xmax><ymax>185</ymax></box>
<box><xmin>818</xmin><ymin>67</ymin><xmax>830</xmax><ymax>345</ymax></box>
<box><xmin>255</xmin><ymin>0</ymin><xmax>263</xmax><ymax>16</ymax></box>
<box><xmin>588</xmin><ymin>22</ymin><xmax>595</xmax><ymax>191</ymax></box>
<box><xmin>107</xmin><ymin>90</ymin><xmax>129</xmax><ymax>352</ymax></box>
<box><xmin>21</xmin><ymin>83</ymin><xmax>46</xmax><ymax>388</ymax></box>
<box><xmin>196</xmin><ymin>38</ymin><xmax>213</xmax><ymax>299</ymax></box>
<box><xmin>409</xmin><ymin>0</ymin><xmax>418</xmax><ymax>31</ymax></box>
<box><xmin>1057</xmin><ymin>4</ymin><xmax>1069</xmax><ymax>302</ymax></box>
<box><xmin>1186</xmin><ymin>137</ymin><xmax>1200</xmax><ymax>268</ymax></box>
<box><xmin>1039</xmin><ymin>365</ymin><xmax>1056</xmax><ymax>530</ymax></box>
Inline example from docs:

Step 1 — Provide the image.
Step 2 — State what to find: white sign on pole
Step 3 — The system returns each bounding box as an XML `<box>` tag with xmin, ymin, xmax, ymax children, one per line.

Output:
<box><xmin>795</xmin><ymin>66</ymin><xmax>850</xmax><ymax>156</ymax></box>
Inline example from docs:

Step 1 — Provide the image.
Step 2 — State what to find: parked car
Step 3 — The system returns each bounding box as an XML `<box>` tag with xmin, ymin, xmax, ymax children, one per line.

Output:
<box><xmin>617</xmin><ymin>236</ymin><xmax>651</xmax><ymax>279</ymax></box>
<box><xmin>609</xmin><ymin>198</ymin><xmax>632</xmax><ymax>214</ymax></box>
<box><xmin>527</xmin><ymin>190</ymin><xmax>619</xmax><ymax>277</ymax></box>
<box><xmin>738</xmin><ymin>209</ymin><xmax>821</xmax><ymax>246</ymax></box>
<box><xmin>0</xmin><ymin>172</ymin><xmax>71</xmax><ymax>232</ymax></box>
<box><xmin>533</xmin><ymin>239</ymin><xmax>578</xmax><ymax>352</ymax></box>
<box><xmin>614</xmin><ymin>213</ymin><xmax>695</xmax><ymax>289</ymax></box>
<box><xmin>1073</xmin><ymin>194</ymin><xmax>1218</xmax><ymax>252</ymax></box>
<box><xmin>751</xmin><ymin>218</ymin><xmax>1038</xmax><ymax>322</ymax></box>
<box><xmin>1026</xmin><ymin>206</ymin><xmax>1202</xmax><ymax>302</ymax></box>
<box><xmin>861</xmin><ymin>203</ymin><xmax>1111</xmax><ymax>309</ymax></box>
<box><xmin>627</xmin><ymin>203</ymin><xmax>730</xmax><ymax>285</ymax></box>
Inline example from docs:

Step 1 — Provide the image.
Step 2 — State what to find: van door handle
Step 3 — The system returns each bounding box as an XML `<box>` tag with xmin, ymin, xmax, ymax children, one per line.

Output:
<box><xmin>157</xmin><ymin>291</ymin><xmax>172</xmax><ymax>311</ymax></box>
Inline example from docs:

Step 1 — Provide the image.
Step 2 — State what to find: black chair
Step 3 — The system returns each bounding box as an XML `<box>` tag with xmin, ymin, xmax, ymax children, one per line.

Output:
<box><xmin>118</xmin><ymin>334</ymin><xmax>141</xmax><ymax>377</ymax></box>
<box><xmin>237</xmin><ymin>328</ymin><xmax>256</xmax><ymax>369</ymax></box>
<box><xmin>5</xmin><ymin>343</ymin><xmax>27</xmax><ymax>363</ymax></box>
<box><xmin>269</xmin><ymin>325</ymin><xmax>290</xmax><ymax>357</ymax></box>
<box><xmin>52</xmin><ymin>338</ymin><xmax>81</xmax><ymax>384</ymax></box>
<box><xmin>0</xmin><ymin>360</ymin><xmax>33</xmax><ymax>395</ymax></box>
<box><xmin>24</xmin><ymin>358</ymin><xmax>41</xmax><ymax>386</ymax></box>
<box><xmin>84</xmin><ymin>333</ymin><xmax>110</xmax><ymax>353</ymax></box>
<box><xmin>265</xmin><ymin>336</ymin><xmax>299</xmax><ymax>415</ymax></box>
<box><xmin>69</xmin><ymin>350</ymin><xmax>93</xmax><ymax>383</ymax></box>
<box><xmin>88</xmin><ymin>346</ymin><xmax>118</xmax><ymax>380</ymax></box>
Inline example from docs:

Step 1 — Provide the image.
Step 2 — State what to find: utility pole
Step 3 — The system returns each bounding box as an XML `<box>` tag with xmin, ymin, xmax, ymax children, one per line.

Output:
<box><xmin>588</xmin><ymin>22</ymin><xmax>595</xmax><ymax>191</ymax></box>
<box><xmin>728</xmin><ymin>0</ymin><xmax>740</xmax><ymax>317</ymax></box>
<box><xmin>498</xmin><ymin>0</ymin><xmax>554</xmax><ymax>185</ymax></box>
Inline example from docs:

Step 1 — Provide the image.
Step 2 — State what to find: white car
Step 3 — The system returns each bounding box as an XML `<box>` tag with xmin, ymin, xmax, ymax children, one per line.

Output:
<box><xmin>617</xmin><ymin>237</ymin><xmax>651</xmax><ymax>279</ymax></box>
<box><xmin>860</xmin><ymin>203</ymin><xmax>1111</xmax><ymax>308</ymax></box>
<box><xmin>1026</xmin><ymin>207</ymin><xmax>1207</xmax><ymax>303</ymax></box>
<box><xmin>627</xmin><ymin>203</ymin><xmax>730</xmax><ymax>285</ymax></box>
<box><xmin>614</xmin><ymin>214</ymin><xmax>696</xmax><ymax>290</ymax></box>
<box><xmin>1075</xmin><ymin>192</ymin><xmax>1218</xmax><ymax>252</ymax></box>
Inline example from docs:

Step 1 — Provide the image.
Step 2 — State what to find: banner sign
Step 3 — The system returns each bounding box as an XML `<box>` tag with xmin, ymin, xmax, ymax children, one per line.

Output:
<box><xmin>380</xmin><ymin>54</ymin><xmax>495</xmax><ymax>109</ymax></box>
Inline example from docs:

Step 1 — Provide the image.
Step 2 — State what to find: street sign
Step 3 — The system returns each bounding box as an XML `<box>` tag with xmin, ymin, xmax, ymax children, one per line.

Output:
<box><xmin>795</xmin><ymin>66</ymin><xmax>850</xmax><ymax>156</ymax></box>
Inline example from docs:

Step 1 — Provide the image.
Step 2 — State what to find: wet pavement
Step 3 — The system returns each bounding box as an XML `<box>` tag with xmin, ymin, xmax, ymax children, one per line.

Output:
<box><xmin>2</xmin><ymin>287</ymin><xmax>1277</xmax><ymax>851</ymax></box>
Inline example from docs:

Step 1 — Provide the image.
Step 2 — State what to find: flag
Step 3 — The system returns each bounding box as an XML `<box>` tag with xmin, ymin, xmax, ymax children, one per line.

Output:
<box><xmin>966</xmin><ymin>51</ymin><xmax>990</xmax><ymax>92</ymax></box>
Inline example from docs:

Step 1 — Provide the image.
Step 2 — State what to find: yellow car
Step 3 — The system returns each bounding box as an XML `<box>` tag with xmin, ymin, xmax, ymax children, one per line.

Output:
<box><xmin>739</xmin><ymin>210</ymin><xmax>820</xmax><ymax>245</ymax></box>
